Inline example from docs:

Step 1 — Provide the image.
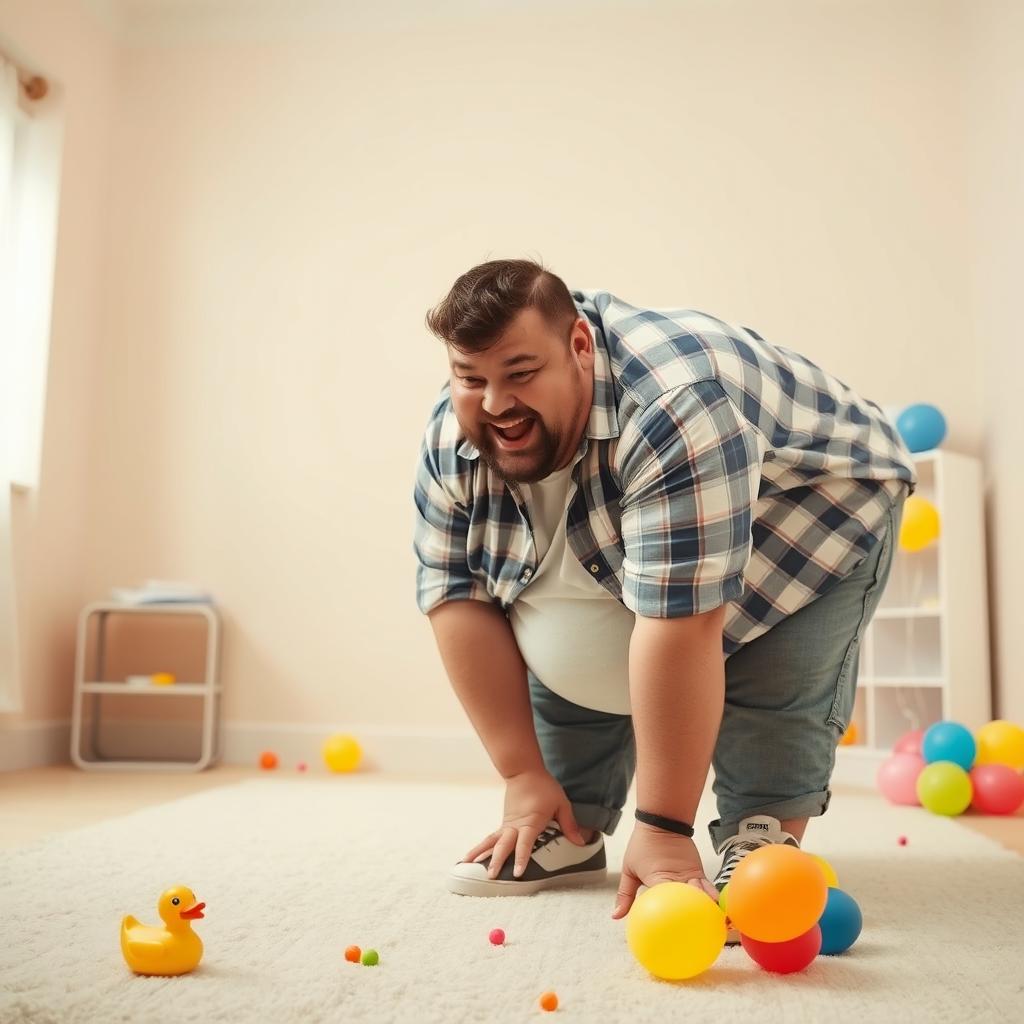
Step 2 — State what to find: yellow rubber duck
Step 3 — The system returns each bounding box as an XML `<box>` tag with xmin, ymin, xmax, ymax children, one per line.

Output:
<box><xmin>120</xmin><ymin>886</ymin><xmax>206</xmax><ymax>976</ymax></box>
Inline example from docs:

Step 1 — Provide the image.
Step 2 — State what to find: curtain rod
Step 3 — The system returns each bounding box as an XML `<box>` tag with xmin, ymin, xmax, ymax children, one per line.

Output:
<box><xmin>1</xmin><ymin>51</ymin><xmax>49</xmax><ymax>101</ymax></box>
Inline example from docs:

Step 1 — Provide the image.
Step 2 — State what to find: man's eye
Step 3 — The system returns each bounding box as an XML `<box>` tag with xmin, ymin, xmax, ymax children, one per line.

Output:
<box><xmin>509</xmin><ymin>371</ymin><xmax>536</xmax><ymax>381</ymax></box>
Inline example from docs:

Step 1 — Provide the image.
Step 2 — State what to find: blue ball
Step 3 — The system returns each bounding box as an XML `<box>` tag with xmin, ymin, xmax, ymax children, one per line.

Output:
<box><xmin>921</xmin><ymin>721</ymin><xmax>976</xmax><ymax>770</ymax></box>
<box><xmin>818</xmin><ymin>887</ymin><xmax>863</xmax><ymax>955</ymax></box>
<box><xmin>896</xmin><ymin>403</ymin><xmax>947</xmax><ymax>452</ymax></box>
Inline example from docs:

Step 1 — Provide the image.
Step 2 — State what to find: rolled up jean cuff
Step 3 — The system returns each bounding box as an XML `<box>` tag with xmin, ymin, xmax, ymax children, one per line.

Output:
<box><xmin>707</xmin><ymin>788</ymin><xmax>832</xmax><ymax>848</ymax></box>
<box><xmin>570</xmin><ymin>801</ymin><xmax>623</xmax><ymax>835</ymax></box>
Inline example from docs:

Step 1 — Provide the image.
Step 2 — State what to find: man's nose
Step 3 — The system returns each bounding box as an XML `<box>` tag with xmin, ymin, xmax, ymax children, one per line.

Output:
<box><xmin>482</xmin><ymin>385</ymin><xmax>515</xmax><ymax>419</ymax></box>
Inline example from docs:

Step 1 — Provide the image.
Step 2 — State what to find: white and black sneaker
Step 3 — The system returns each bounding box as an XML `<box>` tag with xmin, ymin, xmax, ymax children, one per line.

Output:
<box><xmin>714</xmin><ymin>815</ymin><xmax>801</xmax><ymax>944</ymax></box>
<box><xmin>447</xmin><ymin>821</ymin><xmax>606</xmax><ymax>897</ymax></box>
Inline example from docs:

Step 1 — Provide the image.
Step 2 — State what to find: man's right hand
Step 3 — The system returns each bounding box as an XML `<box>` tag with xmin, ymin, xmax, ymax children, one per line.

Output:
<box><xmin>460</xmin><ymin>768</ymin><xmax>589</xmax><ymax>879</ymax></box>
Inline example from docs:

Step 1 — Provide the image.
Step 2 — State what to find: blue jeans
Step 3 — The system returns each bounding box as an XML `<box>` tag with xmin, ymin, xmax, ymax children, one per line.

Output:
<box><xmin>528</xmin><ymin>493</ymin><xmax>904</xmax><ymax>850</ymax></box>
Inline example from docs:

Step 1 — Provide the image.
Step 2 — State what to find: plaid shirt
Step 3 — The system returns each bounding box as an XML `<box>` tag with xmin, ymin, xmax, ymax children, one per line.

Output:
<box><xmin>414</xmin><ymin>290</ymin><xmax>916</xmax><ymax>654</ymax></box>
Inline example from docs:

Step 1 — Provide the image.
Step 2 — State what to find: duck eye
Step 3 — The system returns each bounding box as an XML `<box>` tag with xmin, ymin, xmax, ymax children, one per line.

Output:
<box><xmin>171</xmin><ymin>897</ymin><xmax>180</xmax><ymax>905</ymax></box>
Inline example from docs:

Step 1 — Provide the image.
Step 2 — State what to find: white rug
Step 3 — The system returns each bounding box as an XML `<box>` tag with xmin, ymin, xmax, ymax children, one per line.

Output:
<box><xmin>1</xmin><ymin>776</ymin><xmax>1021</xmax><ymax>1024</ymax></box>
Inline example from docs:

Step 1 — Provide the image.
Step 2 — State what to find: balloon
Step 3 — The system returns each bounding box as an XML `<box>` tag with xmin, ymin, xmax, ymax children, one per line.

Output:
<box><xmin>726</xmin><ymin>846</ymin><xmax>827</xmax><ymax>943</ymax></box>
<box><xmin>893</xmin><ymin>728</ymin><xmax>926</xmax><ymax>756</ymax></box>
<box><xmin>322</xmin><ymin>734</ymin><xmax>362</xmax><ymax>773</ymax></box>
<box><xmin>808</xmin><ymin>854</ymin><xmax>839</xmax><ymax>888</ymax></box>
<box><xmin>817</xmin><ymin>887</ymin><xmax>863</xmax><ymax>955</ymax></box>
<box><xmin>969</xmin><ymin>764</ymin><xmax>1024</xmax><ymax>815</ymax></box>
<box><xmin>877</xmin><ymin>753</ymin><xmax>925</xmax><ymax>805</ymax></box>
<box><xmin>899</xmin><ymin>496</ymin><xmax>941</xmax><ymax>552</ymax></box>
<box><xmin>741</xmin><ymin>925</ymin><xmax>822</xmax><ymax>974</ymax></box>
<box><xmin>921</xmin><ymin>721</ymin><xmax>976</xmax><ymax>771</ymax></box>
<box><xmin>718</xmin><ymin>884</ymin><xmax>730</xmax><ymax>915</ymax></box>
<box><xmin>896</xmin><ymin>404</ymin><xmax>947</xmax><ymax>452</ymax></box>
<box><xmin>916</xmin><ymin>761</ymin><xmax>972</xmax><ymax>815</ymax></box>
<box><xmin>625</xmin><ymin>882</ymin><xmax>726</xmax><ymax>980</ymax></box>
<box><xmin>975</xmin><ymin>720</ymin><xmax>1024</xmax><ymax>771</ymax></box>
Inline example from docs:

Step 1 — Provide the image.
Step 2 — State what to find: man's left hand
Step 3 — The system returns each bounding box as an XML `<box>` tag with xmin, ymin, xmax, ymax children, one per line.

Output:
<box><xmin>611</xmin><ymin>822</ymin><xmax>719</xmax><ymax>919</ymax></box>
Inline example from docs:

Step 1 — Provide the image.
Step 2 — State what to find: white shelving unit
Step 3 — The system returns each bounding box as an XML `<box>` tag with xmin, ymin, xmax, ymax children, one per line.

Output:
<box><xmin>836</xmin><ymin>450</ymin><xmax>992</xmax><ymax>785</ymax></box>
<box><xmin>70</xmin><ymin>601</ymin><xmax>222</xmax><ymax>772</ymax></box>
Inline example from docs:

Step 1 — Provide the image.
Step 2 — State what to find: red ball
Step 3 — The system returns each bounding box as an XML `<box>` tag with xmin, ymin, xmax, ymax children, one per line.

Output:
<box><xmin>741</xmin><ymin>925</ymin><xmax>822</xmax><ymax>974</ymax></box>
<box><xmin>488</xmin><ymin>928</ymin><xmax>505</xmax><ymax>946</ymax></box>
<box><xmin>259</xmin><ymin>751</ymin><xmax>278</xmax><ymax>770</ymax></box>
<box><xmin>898</xmin><ymin>835</ymin><xmax>908</xmax><ymax>846</ymax></box>
<box><xmin>969</xmin><ymin>764</ymin><xmax>1024</xmax><ymax>814</ymax></box>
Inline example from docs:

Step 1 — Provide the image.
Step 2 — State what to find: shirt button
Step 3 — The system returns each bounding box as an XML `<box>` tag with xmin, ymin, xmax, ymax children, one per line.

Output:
<box><xmin>589</xmin><ymin>563</ymin><xmax>600</xmax><ymax>574</ymax></box>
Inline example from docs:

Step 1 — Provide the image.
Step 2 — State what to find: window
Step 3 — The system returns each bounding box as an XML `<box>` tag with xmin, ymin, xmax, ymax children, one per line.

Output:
<box><xmin>1</xmin><ymin>57</ymin><xmax>61</xmax><ymax>710</ymax></box>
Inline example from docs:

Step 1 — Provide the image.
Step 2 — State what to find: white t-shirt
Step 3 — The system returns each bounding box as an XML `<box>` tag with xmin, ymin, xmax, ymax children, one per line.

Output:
<box><xmin>507</xmin><ymin>459</ymin><xmax>636</xmax><ymax>714</ymax></box>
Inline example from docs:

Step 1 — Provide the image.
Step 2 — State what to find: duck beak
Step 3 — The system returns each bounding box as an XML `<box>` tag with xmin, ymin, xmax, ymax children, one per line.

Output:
<box><xmin>180</xmin><ymin>901</ymin><xmax>206</xmax><ymax>920</ymax></box>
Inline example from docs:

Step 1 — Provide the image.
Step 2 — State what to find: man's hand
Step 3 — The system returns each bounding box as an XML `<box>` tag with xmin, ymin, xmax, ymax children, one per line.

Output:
<box><xmin>460</xmin><ymin>768</ymin><xmax>588</xmax><ymax>879</ymax></box>
<box><xmin>611</xmin><ymin>822</ymin><xmax>718</xmax><ymax>919</ymax></box>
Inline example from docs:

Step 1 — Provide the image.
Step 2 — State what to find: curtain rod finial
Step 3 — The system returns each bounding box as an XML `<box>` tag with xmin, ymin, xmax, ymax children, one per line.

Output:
<box><xmin>23</xmin><ymin>75</ymin><xmax>48</xmax><ymax>101</ymax></box>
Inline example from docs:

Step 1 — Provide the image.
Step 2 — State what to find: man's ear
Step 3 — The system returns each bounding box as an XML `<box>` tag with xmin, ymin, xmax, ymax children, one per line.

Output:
<box><xmin>570</xmin><ymin>317</ymin><xmax>594</xmax><ymax>368</ymax></box>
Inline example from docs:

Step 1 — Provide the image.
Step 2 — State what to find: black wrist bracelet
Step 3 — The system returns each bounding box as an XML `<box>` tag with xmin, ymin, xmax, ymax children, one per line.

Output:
<box><xmin>635</xmin><ymin>809</ymin><xmax>695</xmax><ymax>837</ymax></box>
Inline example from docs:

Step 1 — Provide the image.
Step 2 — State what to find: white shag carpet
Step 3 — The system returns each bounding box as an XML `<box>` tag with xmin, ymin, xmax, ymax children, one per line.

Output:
<box><xmin>1</xmin><ymin>776</ymin><xmax>1022</xmax><ymax>1024</ymax></box>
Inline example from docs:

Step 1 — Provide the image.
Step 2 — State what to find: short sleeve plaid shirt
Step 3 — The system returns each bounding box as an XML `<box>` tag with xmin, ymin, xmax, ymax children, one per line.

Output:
<box><xmin>414</xmin><ymin>290</ymin><xmax>916</xmax><ymax>654</ymax></box>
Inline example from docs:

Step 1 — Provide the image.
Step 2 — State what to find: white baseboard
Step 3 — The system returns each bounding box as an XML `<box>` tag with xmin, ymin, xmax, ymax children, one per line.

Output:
<box><xmin>1</xmin><ymin>718</ymin><xmax>495</xmax><ymax>777</ymax></box>
<box><xmin>832</xmin><ymin>746</ymin><xmax>888</xmax><ymax>789</ymax></box>
<box><xmin>3</xmin><ymin>718</ymin><xmax>887</xmax><ymax>793</ymax></box>
<box><xmin>0</xmin><ymin>721</ymin><xmax>71</xmax><ymax>772</ymax></box>
<box><xmin>222</xmin><ymin>722</ymin><xmax>494</xmax><ymax>776</ymax></box>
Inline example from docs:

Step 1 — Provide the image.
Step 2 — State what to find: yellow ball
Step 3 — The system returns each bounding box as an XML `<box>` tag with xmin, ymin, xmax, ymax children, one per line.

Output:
<box><xmin>625</xmin><ymin>882</ymin><xmax>726</xmax><ymax>980</ymax></box>
<box><xmin>975</xmin><ymin>720</ymin><xmax>1024</xmax><ymax>771</ymax></box>
<box><xmin>808</xmin><ymin>853</ymin><xmax>839</xmax><ymax>888</ymax></box>
<box><xmin>916</xmin><ymin>761</ymin><xmax>972</xmax><ymax>815</ymax></box>
<box><xmin>322</xmin><ymin>734</ymin><xmax>362</xmax><ymax>773</ymax></box>
<box><xmin>898</xmin><ymin>495</ymin><xmax>941</xmax><ymax>552</ymax></box>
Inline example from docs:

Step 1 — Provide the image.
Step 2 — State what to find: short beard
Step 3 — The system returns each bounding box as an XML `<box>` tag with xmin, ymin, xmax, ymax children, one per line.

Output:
<box><xmin>478</xmin><ymin>420</ymin><xmax>561</xmax><ymax>485</ymax></box>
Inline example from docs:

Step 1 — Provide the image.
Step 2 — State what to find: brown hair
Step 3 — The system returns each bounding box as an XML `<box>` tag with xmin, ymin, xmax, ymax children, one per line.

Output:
<box><xmin>424</xmin><ymin>258</ymin><xmax>578</xmax><ymax>352</ymax></box>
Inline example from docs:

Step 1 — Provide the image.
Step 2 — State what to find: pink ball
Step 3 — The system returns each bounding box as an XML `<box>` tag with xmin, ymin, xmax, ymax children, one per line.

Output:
<box><xmin>489</xmin><ymin>928</ymin><xmax>505</xmax><ymax>946</ymax></box>
<box><xmin>969</xmin><ymin>764</ymin><xmax>1024</xmax><ymax>815</ymax></box>
<box><xmin>893</xmin><ymin>728</ymin><xmax>926</xmax><ymax>757</ymax></box>
<box><xmin>296</xmin><ymin>762</ymin><xmax>308</xmax><ymax>772</ymax></box>
<box><xmin>877</xmin><ymin>753</ymin><xmax>925</xmax><ymax>805</ymax></box>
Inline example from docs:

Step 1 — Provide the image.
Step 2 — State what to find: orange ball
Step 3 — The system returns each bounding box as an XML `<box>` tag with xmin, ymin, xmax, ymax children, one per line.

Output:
<box><xmin>344</xmin><ymin>945</ymin><xmax>361</xmax><ymax>963</ymax></box>
<box><xmin>726</xmin><ymin>845</ymin><xmax>827</xmax><ymax>943</ymax></box>
<box><xmin>259</xmin><ymin>751</ymin><xmax>278</xmax><ymax>770</ymax></box>
<box><xmin>539</xmin><ymin>991</ymin><xmax>558</xmax><ymax>1012</ymax></box>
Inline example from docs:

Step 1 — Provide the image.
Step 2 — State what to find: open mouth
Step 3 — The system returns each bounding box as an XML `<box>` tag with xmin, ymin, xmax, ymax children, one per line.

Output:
<box><xmin>490</xmin><ymin>417</ymin><xmax>535</xmax><ymax>451</ymax></box>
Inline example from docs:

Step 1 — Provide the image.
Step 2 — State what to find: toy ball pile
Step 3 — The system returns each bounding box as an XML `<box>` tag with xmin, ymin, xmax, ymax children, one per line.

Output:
<box><xmin>877</xmin><ymin>719</ymin><xmax>1024</xmax><ymax>816</ymax></box>
<box><xmin>626</xmin><ymin>847</ymin><xmax>861</xmax><ymax>980</ymax></box>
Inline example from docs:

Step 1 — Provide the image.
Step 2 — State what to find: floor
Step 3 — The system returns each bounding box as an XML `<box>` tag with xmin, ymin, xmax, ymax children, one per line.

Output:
<box><xmin>1</xmin><ymin>764</ymin><xmax>1022</xmax><ymax>854</ymax></box>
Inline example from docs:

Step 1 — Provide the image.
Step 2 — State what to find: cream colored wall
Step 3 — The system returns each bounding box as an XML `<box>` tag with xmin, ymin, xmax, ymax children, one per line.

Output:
<box><xmin>964</xmin><ymin>0</ymin><xmax>1024</xmax><ymax>722</ymax></box>
<box><xmin>0</xmin><ymin>0</ymin><xmax>116</xmax><ymax>734</ymax></box>
<box><xmin>4</xmin><ymin>0</ymin><xmax>1017</xmax><ymax>759</ymax></box>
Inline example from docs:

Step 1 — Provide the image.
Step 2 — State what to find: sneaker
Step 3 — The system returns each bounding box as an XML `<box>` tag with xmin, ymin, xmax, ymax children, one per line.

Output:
<box><xmin>714</xmin><ymin>815</ymin><xmax>800</xmax><ymax>944</ymax></box>
<box><xmin>447</xmin><ymin>821</ymin><xmax>607</xmax><ymax>897</ymax></box>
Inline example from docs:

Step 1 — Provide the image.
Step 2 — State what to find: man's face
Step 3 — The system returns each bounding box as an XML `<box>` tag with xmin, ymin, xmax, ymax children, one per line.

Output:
<box><xmin>447</xmin><ymin>308</ymin><xmax>595</xmax><ymax>484</ymax></box>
